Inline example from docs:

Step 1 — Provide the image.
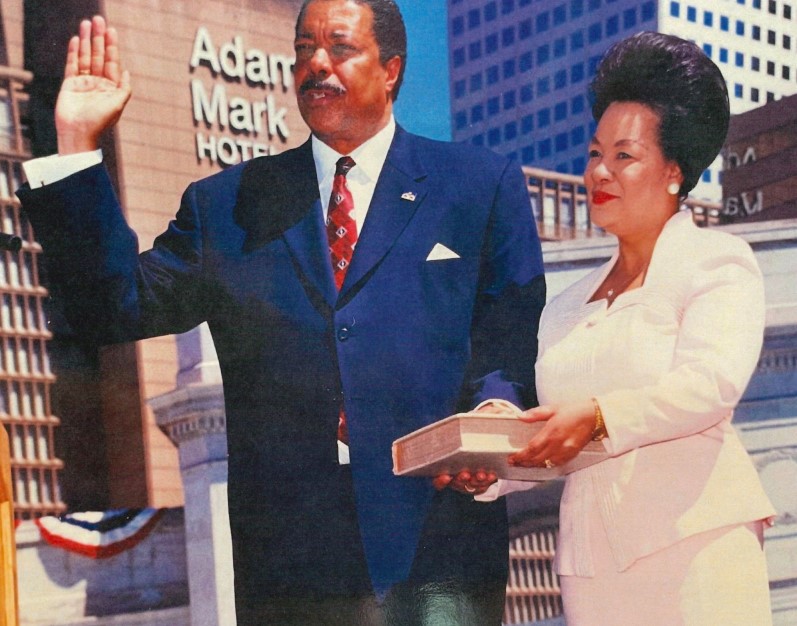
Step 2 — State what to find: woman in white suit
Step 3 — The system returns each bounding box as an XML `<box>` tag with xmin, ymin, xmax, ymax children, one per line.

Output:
<box><xmin>506</xmin><ymin>32</ymin><xmax>775</xmax><ymax>624</ymax></box>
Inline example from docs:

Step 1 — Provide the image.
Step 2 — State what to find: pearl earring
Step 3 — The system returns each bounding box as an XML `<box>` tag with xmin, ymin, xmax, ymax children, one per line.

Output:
<box><xmin>667</xmin><ymin>182</ymin><xmax>680</xmax><ymax>195</ymax></box>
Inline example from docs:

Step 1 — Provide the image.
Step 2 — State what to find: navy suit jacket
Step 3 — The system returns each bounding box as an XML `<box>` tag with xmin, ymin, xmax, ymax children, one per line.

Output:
<box><xmin>18</xmin><ymin>127</ymin><xmax>545</xmax><ymax>598</ymax></box>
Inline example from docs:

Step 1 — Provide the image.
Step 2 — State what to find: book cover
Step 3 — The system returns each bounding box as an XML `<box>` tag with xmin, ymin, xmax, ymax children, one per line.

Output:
<box><xmin>392</xmin><ymin>411</ymin><xmax>608</xmax><ymax>481</ymax></box>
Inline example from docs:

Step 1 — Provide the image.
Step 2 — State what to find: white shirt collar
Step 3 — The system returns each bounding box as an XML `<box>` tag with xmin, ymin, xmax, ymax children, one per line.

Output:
<box><xmin>311</xmin><ymin>116</ymin><xmax>396</xmax><ymax>187</ymax></box>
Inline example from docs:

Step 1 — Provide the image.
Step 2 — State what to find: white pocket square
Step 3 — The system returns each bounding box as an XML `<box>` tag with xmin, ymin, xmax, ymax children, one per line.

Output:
<box><xmin>426</xmin><ymin>243</ymin><xmax>461</xmax><ymax>261</ymax></box>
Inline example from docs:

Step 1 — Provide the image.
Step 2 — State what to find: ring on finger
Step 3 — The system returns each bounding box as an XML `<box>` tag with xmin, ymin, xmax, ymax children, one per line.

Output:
<box><xmin>79</xmin><ymin>69</ymin><xmax>91</xmax><ymax>75</ymax></box>
<box><xmin>464</xmin><ymin>485</ymin><xmax>476</xmax><ymax>493</ymax></box>
<box><xmin>544</xmin><ymin>459</ymin><xmax>555</xmax><ymax>469</ymax></box>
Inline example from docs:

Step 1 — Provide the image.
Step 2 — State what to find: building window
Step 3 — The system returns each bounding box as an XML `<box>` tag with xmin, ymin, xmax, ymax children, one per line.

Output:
<box><xmin>642</xmin><ymin>1</ymin><xmax>656</xmax><ymax>20</ymax></box>
<box><xmin>520</xmin><ymin>84</ymin><xmax>533</xmax><ymax>102</ymax></box>
<box><xmin>554</xmin><ymin>37</ymin><xmax>567</xmax><ymax>58</ymax></box>
<box><xmin>555</xmin><ymin>132</ymin><xmax>569</xmax><ymax>153</ymax></box>
<box><xmin>588</xmin><ymin>22</ymin><xmax>602</xmax><ymax>43</ymax></box>
<box><xmin>783</xmin><ymin>65</ymin><xmax>791</xmax><ymax>79</ymax></box>
<box><xmin>488</xmin><ymin>128</ymin><xmax>501</xmax><ymax>147</ymax></box>
<box><xmin>767</xmin><ymin>60</ymin><xmax>776</xmax><ymax>75</ymax></box>
<box><xmin>519</xmin><ymin>19</ymin><xmax>532</xmax><ymax>39</ymax></box>
<box><xmin>623</xmin><ymin>7</ymin><xmax>638</xmax><ymax>28</ymax></box>
<box><xmin>785</xmin><ymin>4</ymin><xmax>793</xmax><ymax>19</ymax></box>
<box><xmin>486</xmin><ymin>33</ymin><xmax>499</xmax><ymax>54</ymax></box>
<box><xmin>769</xmin><ymin>0</ymin><xmax>777</xmax><ymax>13</ymax></box>
<box><xmin>453</xmin><ymin>48</ymin><xmax>465</xmax><ymax>68</ymax></box>
<box><xmin>555</xmin><ymin>69</ymin><xmax>567</xmax><ymax>90</ymax></box>
<box><xmin>539</xmin><ymin>138</ymin><xmax>552</xmax><ymax>159</ymax></box>
<box><xmin>704</xmin><ymin>10</ymin><xmax>714</xmax><ymax>26</ymax></box>
<box><xmin>505</xmin><ymin>121</ymin><xmax>518</xmax><ymax>140</ymax></box>
<box><xmin>588</xmin><ymin>54</ymin><xmax>602</xmax><ymax>76</ymax></box>
<box><xmin>670</xmin><ymin>1</ymin><xmax>680</xmax><ymax>17</ymax></box>
<box><xmin>720</xmin><ymin>15</ymin><xmax>729</xmax><ymax>31</ymax></box>
<box><xmin>571</xmin><ymin>30</ymin><xmax>585</xmax><ymax>50</ymax></box>
<box><xmin>554</xmin><ymin>4</ymin><xmax>567</xmax><ymax>24</ymax></box>
<box><xmin>571</xmin><ymin>94</ymin><xmax>585</xmax><ymax>114</ymax></box>
<box><xmin>736</xmin><ymin>20</ymin><xmax>745</xmax><ymax>36</ymax></box>
<box><xmin>538</xmin><ymin>44</ymin><xmax>551</xmax><ymax>65</ymax></box>
<box><xmin>719</xmin><ymin>47</ymin><xmax>728</xmax><ymax>63</ymax></box>
<box><xmin>735</xmin><ymin>51</ymin><xmax>744</xmax><ymax>67</ymax></box>
<box><xmin>454</xmin><ymin>79</ymin><xmax>466</xmax><ymax>99</ymax></box>
<box><xmin>607</xmin><ymin>14</ymin><xmax>619</xmax><ymax>36</ymax></box>
<box><xmin>455</xmin><ymin>111</ymin><xmax>468</xmax><ymax>130</ymax></box>
<box><xmin>487</xmin><ymin>65</ymin><xmax>500</xmax><ymax>84</ymax></box>
<box><xmin>504</xmin><ymin>59</ymin><xmax>516</xmax><ymax>79</ymax></box>
<box><xmin>703</xmin><ymin>43</ymin><xmax>713</xmax><ymax>57</ymax></box>
<box><xmin>502</xmin><ymin>27</ymin><xmax>516</xmax><ymax>47</ymax></box>
<box><xmin>751</xmin><ymin>56</ymin><xmax>760</xmax><ymax>71</ymax></box>
<box><xmin>538</xmin><ymin>108</ymin><xmax>551</xmax><ymax>128</ymax></box>
<box><xmin>468</xmin><ymin>41</ymin><xmax>482</xmax><ymax>60</ymax></box>
<box><xmin>752</xmin><ymin>25</ymin><xmax>760</xmax><ymax>40</ymax></box>
<box><xmin>571</xmin><ymin>62</ymin><xmax>585</xmax><ymax>83</ymax></box>
<box><xmin>503</xmin><ymin>90</ymin><xmax>517</xmax><ymax>109</ymax></box>
<box><xmin>472</xmin><ymin>134</ymin><xmax>484</xmax><ymax>147</ymax></box>
<box><xmin>521</xmin><ymin>114</ymin><xmax>534</xmax><ymax>134</ymax></box>
<box><xmin>767</xmin><ymin>91</ymin><xmax>775</xmax><ymax>102</ymax></box>
<box><xmin>734</xmin><ymin>83</ymin><xmax>743</xmax><ymax>98</ymax></box>
<box><xmin>519</xmin><ymin>51</ymin><xmax>533</xmax><ymax>72</ymax></box>
<box><xmin>485</xmin><ymin>1</ymin><xmax>498</xmax><ymax>21</ymax></box>
<box><xmin>502</xmin><ymin>0</ymin><xmax>515</xmax><ymax>14</ymax></box>
<box><xmin>571</xmin><ymin>0</ymin><xmax>585</xmax><ymax>18</ymax></box>
<box><xmin>537</xmin><ymin>77</ymin><xmax>550</xmax><ymax>95</ymax></box>
<box><xmin>487</xmin><ymin>97</ymin><xmax>500</xmax><ymax>116</ymax></box>
<box><xmin>554</xmin><ymin>101</ymin><xmax>568</xmax><ymax>120</ymax></box>
<box><xmin>471</xmin><ymin>104</ymin><xmax>484</xmax><ymax>123</ymax></box>
<box><xmin>470</xmin><ymin>73</ymin><xmax>483</xmax><ymax>92</ymax></box>
<box><xmin>752</xmin><ymin>0</ymin><xmax>761</xmax><ymax>8</ymax></box>
<box><xmin>687</xmin><ymin>6</ymin><xmax>696</xmax><ymax>21</ymax></box>
<box><xmin>468</xmin><ymin>9</ymin><xmax>481</xmax><ymax>29</ymax></box>
<box><xmin>785</xmin><ymin>34</ymin><xmax>792</xmax><ymax>49</ymax></box>
<box><xmin>751</xmin><ymin>87</ymin><xmax>760</xmax><ymax>102</ymax></box>
<box><xmin>536</xmin><ymin>12</ymin><xmax>550</xmax><ymax>33</ymax></box>
<box><xmin>572</xmin><ymin>156</ymin><xmax>586</xmax><ymax>173</ymax></box>
<box><xmin>521</xmin><ymin>145</ymin><xmax>535</xmax><ymax>164</ymax></box>
<box><xmin>451</xmin><ymin>16</ymin><xmax>465</xmax><ymax>36</ymax></box>
<box><xmin>768</xmin><ymin>29</ymin><xmax>776</xmax><ymax>45</ymax></box>
<box><xmin>571</xmin><ymin>126</ymin><xmax>586</xmax><ymax>145</ymax></box>
<box><xmin>701</xmin><ymin>170</ymin><xmax>711</xmax><ymax>183</ymax></box>
<box><xmin>588</xmin><ymin>0</ymin><xmax>601</xmax><ymax>10</ymax></box>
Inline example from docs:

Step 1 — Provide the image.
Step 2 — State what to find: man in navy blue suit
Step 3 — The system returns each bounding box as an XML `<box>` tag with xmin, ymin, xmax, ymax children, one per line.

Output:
<box><xmin>18</xmin><ymin>1</ymin><xmax>545</xmax><ymax>623</ymax></box>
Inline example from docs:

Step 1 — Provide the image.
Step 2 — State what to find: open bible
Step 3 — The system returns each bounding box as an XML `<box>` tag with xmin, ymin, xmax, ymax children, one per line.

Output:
<box><xmin>392</xmin><ymin>410</ymin><xmax>608</xmax><ymax>481</ymax></box>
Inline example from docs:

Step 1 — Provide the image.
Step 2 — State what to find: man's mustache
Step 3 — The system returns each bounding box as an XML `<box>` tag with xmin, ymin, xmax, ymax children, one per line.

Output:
<box><xmin>299</xmin><ymin>79</ymin><xmax>346</xmax><ymax>96</ymax></box>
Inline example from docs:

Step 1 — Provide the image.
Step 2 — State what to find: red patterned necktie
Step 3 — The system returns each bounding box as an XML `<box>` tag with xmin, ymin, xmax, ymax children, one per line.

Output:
<box><xmin>326</xmin><ymin>156</ymin><xmax>356</xmax><ymax>447</ymax></box>
<box><xmin>327</xmin><ymin>156</ymin><xmax>357</xmax><ymax>291</ymax></box>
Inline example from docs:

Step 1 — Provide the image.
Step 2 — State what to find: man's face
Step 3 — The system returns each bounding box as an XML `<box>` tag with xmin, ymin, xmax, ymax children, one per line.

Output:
<box><xmin>294</xmin><ymin>0</ymin><xmax>401</xmax><ymax>154</ymax></box>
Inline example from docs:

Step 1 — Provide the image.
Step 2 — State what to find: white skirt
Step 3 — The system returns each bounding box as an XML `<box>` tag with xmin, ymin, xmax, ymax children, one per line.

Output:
<box><xmin>560</xmin><ymin>492</ymin><xmax>772</xmax><ymax>626</ymax></box>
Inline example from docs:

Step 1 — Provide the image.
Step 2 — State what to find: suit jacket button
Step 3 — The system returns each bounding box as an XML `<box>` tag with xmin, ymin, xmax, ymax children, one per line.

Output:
<box><xmin>337</xmin><ymin>326</ymin><xmax>350</xmax><ymax>341</ymax></box>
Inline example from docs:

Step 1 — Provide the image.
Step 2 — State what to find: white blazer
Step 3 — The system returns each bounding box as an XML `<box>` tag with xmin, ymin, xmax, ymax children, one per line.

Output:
<box><xmin>535</xmin><ymin>211</ymin><xmax>775</xmax><ymax>577</ymax></box>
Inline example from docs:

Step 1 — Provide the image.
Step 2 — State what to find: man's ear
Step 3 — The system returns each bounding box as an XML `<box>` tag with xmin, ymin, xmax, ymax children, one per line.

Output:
<box><xmin>384</xmin><ymin>56</ymin><xmax>402</xmax><ymax>98</ymax></box>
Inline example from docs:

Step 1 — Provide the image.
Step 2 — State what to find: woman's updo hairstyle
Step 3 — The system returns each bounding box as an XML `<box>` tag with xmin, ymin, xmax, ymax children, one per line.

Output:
<box><xmin>590</xmin><ymin>31</ymin><xmax>729</xmax><ymax>196</ymax></box>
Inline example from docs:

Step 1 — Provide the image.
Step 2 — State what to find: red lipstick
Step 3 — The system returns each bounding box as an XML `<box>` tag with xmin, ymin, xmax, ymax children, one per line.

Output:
<box><xmin>592</xmin><ymin>191</ymin><xmax>618</xmax><ymax>205</ymax></box>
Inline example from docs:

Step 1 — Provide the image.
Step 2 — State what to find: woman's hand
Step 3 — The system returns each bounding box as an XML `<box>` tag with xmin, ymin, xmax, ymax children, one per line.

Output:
<box><xmin>433</xmin><ymin>469</ymin><xmax>498</xmax><ymax>496</ymax></box>
<box><xmin>56</xmin><ymin>16</ymin><xmax>132</xmax><ymax>154</ymax></box>
<box><xmin>509</xmin><ymin>400</ymin><xmax>596</xmax><ymax>468</ymax></box>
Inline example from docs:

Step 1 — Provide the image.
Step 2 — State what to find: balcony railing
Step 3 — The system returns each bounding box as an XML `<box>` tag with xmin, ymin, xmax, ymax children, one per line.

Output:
<box><xmin>523</xmin><ymin>166</ymin><xmax>723</xmax><ymax>241</ymax></box>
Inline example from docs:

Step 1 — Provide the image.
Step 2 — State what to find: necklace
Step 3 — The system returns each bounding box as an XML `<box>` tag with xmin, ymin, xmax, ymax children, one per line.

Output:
<box><xmin>604</xmin><ymin>261</ymin><xmax>649</xmax><ymax>302</ymax></box>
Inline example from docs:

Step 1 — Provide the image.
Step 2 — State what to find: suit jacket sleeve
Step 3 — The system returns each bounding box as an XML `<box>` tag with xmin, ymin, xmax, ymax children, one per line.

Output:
<box><xmin>16</xmin><ymin>163</ymin><xmax>209</xmax><ymax>345</ymax></box>
<box><xmin>459</xmin><ymin>160</ymin><xmax>545</xmax><ymax>411</ymax></box>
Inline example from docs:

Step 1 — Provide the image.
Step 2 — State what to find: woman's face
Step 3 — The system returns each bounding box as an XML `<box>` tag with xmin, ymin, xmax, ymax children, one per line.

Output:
<box><xmin>585</xmin><ymin>101</ymin><xmax>682</xmax><ymax>239</ymax></box>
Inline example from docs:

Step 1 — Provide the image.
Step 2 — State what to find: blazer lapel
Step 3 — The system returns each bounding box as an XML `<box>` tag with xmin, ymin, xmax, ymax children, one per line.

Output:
<box><xmin>339</xmin><ymin>127</ymin><xmax>428</xmax><ymax>301</ymax></box>
<box><xmin>234</xmin><ymin>140</ymin><xmax>337</xmax><ymax>308</ymax></box>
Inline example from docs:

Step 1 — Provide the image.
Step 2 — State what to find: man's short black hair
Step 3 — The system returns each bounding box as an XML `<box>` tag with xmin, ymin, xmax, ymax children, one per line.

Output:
<box><xmin>296</xmin><ymin>0</ymin><xmax>407</xmax><ymax>100</ymax></box>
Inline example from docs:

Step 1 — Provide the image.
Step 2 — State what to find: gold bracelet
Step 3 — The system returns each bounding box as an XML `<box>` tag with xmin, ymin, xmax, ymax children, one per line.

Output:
<box><xmin>591</xmin><ymin>397</ymin><xmax>607</xmax><ymax>441</ymax></box>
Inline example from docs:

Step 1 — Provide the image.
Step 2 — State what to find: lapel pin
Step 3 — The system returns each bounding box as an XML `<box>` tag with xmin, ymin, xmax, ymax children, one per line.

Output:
<box><xmin>401</xmin><ymin>191</ymin><xmax>417</xmax><ymax>202</ymax></box>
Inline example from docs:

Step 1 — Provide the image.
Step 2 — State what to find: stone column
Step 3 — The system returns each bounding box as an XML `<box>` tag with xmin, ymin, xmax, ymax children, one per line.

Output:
<box><xmin>151</xmin><ymin>323</ymin><xmax>235</xmax><ymax>626</ymax></box>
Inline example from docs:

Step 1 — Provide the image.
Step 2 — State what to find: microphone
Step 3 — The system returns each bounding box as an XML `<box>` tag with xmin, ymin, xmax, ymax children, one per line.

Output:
<box><xmin>0</xmin><ymin>233</ymin><xmax>22</xmax><ymax>252</ymax></box>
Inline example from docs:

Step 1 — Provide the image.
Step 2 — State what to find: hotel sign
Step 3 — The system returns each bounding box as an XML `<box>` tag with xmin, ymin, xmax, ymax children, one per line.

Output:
<box><xmin>189</xmin><ymin>26</ymin><xmax>295</xmax><ymax>166</ymax></box>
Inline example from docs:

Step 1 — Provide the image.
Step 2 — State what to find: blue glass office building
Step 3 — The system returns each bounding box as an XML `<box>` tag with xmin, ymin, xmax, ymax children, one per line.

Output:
<box><xmin>448</xmin><ymin>0</ymin><xmax>797</xmax><ymax>200</ymax></box>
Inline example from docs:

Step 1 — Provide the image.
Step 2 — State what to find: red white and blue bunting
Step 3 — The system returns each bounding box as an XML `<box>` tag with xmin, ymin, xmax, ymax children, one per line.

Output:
<box><xmin>35</xmin><ymin>508</ymin><xmax>165</xmax><ymax>559</ymax></box>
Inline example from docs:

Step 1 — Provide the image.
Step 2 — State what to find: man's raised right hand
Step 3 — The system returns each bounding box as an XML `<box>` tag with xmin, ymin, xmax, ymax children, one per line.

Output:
<box><xmin>56</xmin><ymin>15</ymin><xmax>131</xmax><ymax>155</ymax></box>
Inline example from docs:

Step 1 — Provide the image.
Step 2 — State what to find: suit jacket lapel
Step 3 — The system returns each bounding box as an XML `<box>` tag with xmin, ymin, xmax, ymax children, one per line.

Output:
<box><xmin>234</xmin><ymin>139</ymin><xmax>337</xmax><ymax>308</ymax></box>
<box><xmin>339</xmin><ymin>127</ymin><xmax>428</xmax><ymax>301</ymax></box>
